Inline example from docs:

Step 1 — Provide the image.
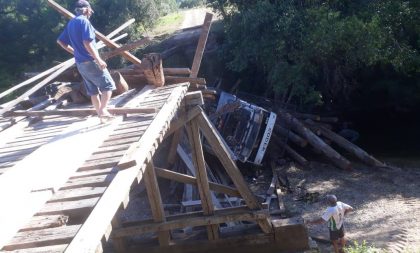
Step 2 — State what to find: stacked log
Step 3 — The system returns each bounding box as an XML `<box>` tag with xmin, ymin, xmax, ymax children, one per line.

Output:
<box><xmin>270</xmin><ymin>110</ymin><xmax>384</xmax><ymax>170</ymax></box>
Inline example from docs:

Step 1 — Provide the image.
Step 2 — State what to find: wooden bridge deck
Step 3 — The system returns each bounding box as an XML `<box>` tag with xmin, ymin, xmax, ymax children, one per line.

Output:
<box><xmin>0</xmin><ymin>83</ymin><xmax>189</xmax><ymax>252</ymax></box>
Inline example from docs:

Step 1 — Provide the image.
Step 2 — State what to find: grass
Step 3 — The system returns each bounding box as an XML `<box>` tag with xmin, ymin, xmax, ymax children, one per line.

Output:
<box><xmin>344</xmin><ymin>241</ymin><xmax>420</xmax><ymax>253</ymax></box>
<box><xmin>150</xmin><ymin>11</ymin><xmax>184</xmax><ymax>36</ymax></box>
<box><xmin>345</xmin><ymin>241</ymin><xmax>381</xmax><ymax>253</ymax></box>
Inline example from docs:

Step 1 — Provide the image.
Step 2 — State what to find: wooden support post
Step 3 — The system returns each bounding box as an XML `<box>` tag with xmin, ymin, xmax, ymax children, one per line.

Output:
<box><xmin>190</xmin><ymin>13</ymin><xmax>213</xmax><ymax>78</ymax></box>
<box><xmin>144</xmin><ymin>162</ymin><xmax>170</xmax><ymax>246</ymax></box>
<box><xmin>111</xmin><ymin>215</ymin><xmax>127</xmax><ymax>252</ymax></box>
<box><xmin>167</xmin><ymin>130</ymin><xmax>183</xmax><ymax>169</ymax></box>
<box><xmin>195</xmin><ymin>110</ymin><xmax>273</xmax><ymax>234</ymax></box>
<box><xmin>186</xmin><ymin>119</ymin><xmax>219</xmax><ymax>240</ymax></box>
<box><xmin>47</xmin><ymin>0</ymin><xmax>142</xmax><ymax>65</ymax></box>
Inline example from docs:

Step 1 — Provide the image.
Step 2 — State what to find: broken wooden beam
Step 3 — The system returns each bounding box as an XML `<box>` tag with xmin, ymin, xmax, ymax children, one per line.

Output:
<box><xmin>102</xmin><ymin>37</ymin><xmax>151</xmax><ymax>60</ymax></box>
<box><xmin>186</xmin><ymin>118</ymin><xmax>219</xmax><ymax>240</ymax></box>
<box><xmin>166</xmin><ymin>76</ymin><xmax>206</xmax><ymax>85</ymax></box>
<box><xmin>155</xmin><ymin>167</ymin><xmax>241</xmax><ymax>197</ymax></box>
<box><xmin>190</xmin><ymin>13</ymin><xmax>213</xmax><ymax>78</ymax></box>
<box><xmin>113</xmin><ymin>209</ymin><xmax>268</xmax><ymax>238</ymax></box>
<box><xmin>143</xmin><ymin>162</ymin><xmax>170</xmax><ymax>246</ymax></box>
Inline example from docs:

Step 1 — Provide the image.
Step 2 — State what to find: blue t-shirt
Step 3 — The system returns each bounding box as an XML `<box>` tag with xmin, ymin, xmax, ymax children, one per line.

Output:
<box><xmin>58</xmin><ymin>15</ymin><xmax>97</xmax><ymax>63</ymax></box>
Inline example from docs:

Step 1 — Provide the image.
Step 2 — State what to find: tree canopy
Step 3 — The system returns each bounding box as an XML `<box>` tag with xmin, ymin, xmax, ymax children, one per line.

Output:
<box><xmin>207</xmin><ymin>0</ymin><xmax>420</xmax><ymax>112</ymax></box>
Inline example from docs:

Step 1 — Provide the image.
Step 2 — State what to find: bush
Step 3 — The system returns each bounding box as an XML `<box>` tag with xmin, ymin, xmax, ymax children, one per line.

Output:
<box><xmin>345</xmin><ymin>241</ymin><xmax>381</xmax><ymax>253</ymax></box>
<box><xmin>178</xmin><ymin>0</ymin><xmax>206</xmax><ymax>8</ymax></box>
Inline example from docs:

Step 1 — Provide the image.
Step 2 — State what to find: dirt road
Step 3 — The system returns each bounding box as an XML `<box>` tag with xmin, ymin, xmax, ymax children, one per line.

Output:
<box><xmin>179</xmin><ymin>8</ymin><xmax>214</xmax><ymax>29</ymax></box>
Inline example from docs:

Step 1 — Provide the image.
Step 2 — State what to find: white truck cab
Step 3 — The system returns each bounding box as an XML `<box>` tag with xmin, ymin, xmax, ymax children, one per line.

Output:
<box><xmin>211</xmin><ymin>92</ymin><xmax>276</xmax><ymax>165</ymax></box>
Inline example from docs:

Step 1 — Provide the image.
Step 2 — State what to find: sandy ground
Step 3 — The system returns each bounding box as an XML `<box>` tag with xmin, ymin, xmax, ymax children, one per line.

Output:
<box><xmin>266</xmin><ymin>162</ymin><xmax>420</xmax><ymax>252</ymax></box>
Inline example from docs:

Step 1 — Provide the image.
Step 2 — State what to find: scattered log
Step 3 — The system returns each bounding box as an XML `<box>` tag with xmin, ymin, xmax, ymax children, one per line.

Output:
<box><xmin>110</xmin><ymin>72</ymin><xmax>129</xmax><ymax>96</ymax></box>
<box><xmin>275</xmin><ymin>139</ymin><xmax>308</xmax><ymax>166</ymax></box>
<box><xmin>319</xmin><ymin>117</ymin><xmax>339</xmax><ymax>123</ymax></box>
<box><xmin>165</xmin><ymin>76</ymin><xmax>206</xmax><ymax>85</ymax></box>
<box><xmin>292</xmin><ymin>112</ymin><xmax>320</xmax><ymax>121</ymax></box>
<box><xmin>163</xmin><ymin>68</ymin><xmax>191</xmax><ymax>76</ymax></box>
<box><xmin>274</xmin><ymin>125</ymin><xmax>308</xmax><ymax>148</ymax></box>
<box><xmin>313</xmin><ymin>123</ymin><xmax>385</xmax><ymax>167</ymax></box>
<box><xmin>276</xmin><ymin>110</ymin><xmax>351</xmax><ymax>170</ymax></box>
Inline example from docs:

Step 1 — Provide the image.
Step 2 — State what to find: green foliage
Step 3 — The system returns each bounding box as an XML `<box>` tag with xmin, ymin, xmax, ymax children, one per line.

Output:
<box><xmin>344</xmin><ymin>241</ymin><xmax>381</xmax><ymax>253</ymax></box>
<box><xmin>177</xmin><ymin>0</ymin><xmax>206</xmax><ymax>9</ymax></box>
<box><xmin>207</xmin><ymin>0</ymin><xmax>420</xmax><ymax>110</ymax></box>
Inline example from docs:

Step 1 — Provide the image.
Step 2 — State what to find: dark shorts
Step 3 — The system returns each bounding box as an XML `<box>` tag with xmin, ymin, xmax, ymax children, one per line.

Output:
<box><xmin>76</xmin><ymin>60</ymin><xmax>115</xmax><ymax>96</ymax></box>
<box><xmin>329</xmin><ymin>225</ymin><xmax>345</xmax><ymax>241</ymax></box>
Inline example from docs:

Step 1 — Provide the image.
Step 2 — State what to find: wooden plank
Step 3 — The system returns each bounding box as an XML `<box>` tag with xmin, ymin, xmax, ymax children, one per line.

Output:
<box><xmin>117</xmin><ymin>84</ymin><xmax>189</xmax><ymax>169</ymax></box>
<box><xmin>37</xmin><ymin>197</ymin><xmax>99</xmax><ymax>216</ymax></box>
<box><xmin>155</xmin><ymin>167</ymin><xmax>241</xmax><ymax>197</ymax></box>
<box><xmin>19</xmin><ymin>215</ymin><xmax>68</xmax><ymax>232</ymax></box>
<box><xmin>0</xmin><ymin>60</ymin><xmax>75</xmax><ymax>116</ymax></box>
<box><xmin>0</xmin><ymin>120</ymin><xmax>31</xmax><ymax>149</ymax></box>
<box><xmin>60</xmin><ymin>174</ymin><xmax>115</xmax><ymax>189</ymax></box>
<box><xmin>166</xmin><ymin>76</ymin><xmax>206</xmax><ymax>85</ymax></box>
<box><xmin>6</xmin><ymin>107</ymin><xmax>156</xmax><ymax>117</ymax></box>
<box><xmin>163</xmin><ymin>68</ymin><xmax>191</xmax><ymax>75</ymax></box>
<box><xmin>105</xmin><ymin>18</ymin><xmax>135</xmax><ymax>39</ymax></box>
<box><xmin>0</xmin><ymin>18</ymin><xmax>134</xmax><ymax>103</ymax></box>
<box><xmin>49</xmin><ymin>187</ymin><xmax>107</xmax><ymax>202</ymax></box>
<box><xmin>64</xmin><ymin>85</ymin><xmax>188</xmax><ymax>253</ymax></box>
<box><xmin>102</xmin><ymin>38</ymin><xmax>151</xmax><ymax>60</ymax></box>
<box><xmin>0</xmin><ymin>60</ymin><xmax>71</xmax><ymax>101</ymax></box>
<box><xmin>195</xmin><ymin>111</ymin><xmax>273</xmax><ymax>234</ymax></box>
<box><xmin>2</xmin><ymin>225</ymin><xmax>81</xmax><ymax>251</ymax></box>
<box><xmin>47</xmin><ymin>0</ymin><xmax>142</xmax><ymax>65</ymax></box>
<box><xmin>2</xmin><ymin>244</ymin><xmax>67</xmax><ymax>253</ymax></box>
<box><xmin>186</xmin><ymin>119</ymin><xmax>219</xmax><ymax>240</ymax></box>
<box><xmin>164</xmin><ymin>106</ymin><xmax>201</xmax><ymax>139</ymax></box>
<box><xmin>143</xmin><ymin>162</ymin><xmax>170</xmax><ymax>246</ymax></box>
<box><xmin>113</xmin><ymin>209</ymin><xmax>268</xmax><ymax>238</ymax></box>
<box><xmin>190</xmin><ymin>13</ymin><xmax>213</xmax><ymax>78</ymax></box>
<box><xmin>0</xmin><ymin>191</ymin><xmax>52</xmax><ymax>250</ymax></box>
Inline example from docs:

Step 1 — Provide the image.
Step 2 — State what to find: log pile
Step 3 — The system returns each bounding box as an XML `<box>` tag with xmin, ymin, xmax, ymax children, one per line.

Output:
<box><xmin>269</xmin><ymin>109</ymin><xmax>385</xmax><ymax>170</ymax></box>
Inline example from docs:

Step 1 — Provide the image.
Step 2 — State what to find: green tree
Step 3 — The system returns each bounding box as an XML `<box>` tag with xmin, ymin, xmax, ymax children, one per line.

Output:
<box><xmin>207</xmin><ymin>0</ymin><xmax>420</xmax><ymax>111</ymax></box>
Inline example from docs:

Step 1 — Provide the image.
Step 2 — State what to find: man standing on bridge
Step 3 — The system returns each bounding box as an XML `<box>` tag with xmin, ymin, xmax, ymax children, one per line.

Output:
<box><xmin>306</xmin><ymin>194</ymin><xmax>354</xmax><ymax>253</ymax></box>
<box><xmin>57</xmin><ymin>0</ymin><xmax>115</xmax><ymax>121</ymax></box>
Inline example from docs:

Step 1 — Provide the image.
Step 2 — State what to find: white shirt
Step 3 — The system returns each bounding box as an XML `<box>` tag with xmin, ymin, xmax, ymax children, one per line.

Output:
<box><xmin>321</xmin><ymin>201</ymin><xmax>352</xmax><ymax>231</ymax></box>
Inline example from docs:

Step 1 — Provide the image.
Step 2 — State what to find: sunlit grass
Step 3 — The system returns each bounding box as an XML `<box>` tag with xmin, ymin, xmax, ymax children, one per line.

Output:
<box><xmin>151</xmin><ymin>12</ymin><xmax>183</xmax><ymax>36</ymax></box>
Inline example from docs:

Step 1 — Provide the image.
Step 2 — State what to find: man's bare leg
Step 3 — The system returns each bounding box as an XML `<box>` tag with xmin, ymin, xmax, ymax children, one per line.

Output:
<box><xmin>98</xmin><ymin>90</ymin><xmax>112</xmax><ymax>116</ymax></box>
<box><xmin>332</xmin><ymin>240</ymin><xmax>340</xmax><ymax>253</ymax></box>
<box><xmin>339</xmin><ymin>237</ymin><xmax>346</xmax><ymax>252</ymax></box>
<box><xmin>90</xmin><ymin>94</ymin><xmax>102</xmax><ymax>116</ymax></box>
